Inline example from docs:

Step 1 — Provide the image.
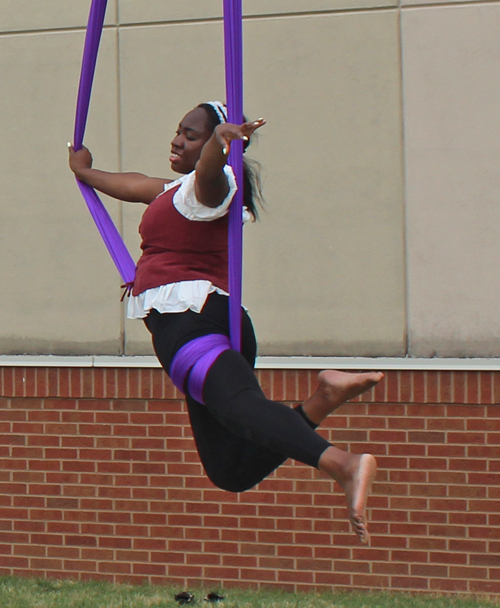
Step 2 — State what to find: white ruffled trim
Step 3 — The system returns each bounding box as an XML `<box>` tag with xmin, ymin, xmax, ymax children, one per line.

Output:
<box><xmin>166</xmin><ymin>166</ymin><xmax>237</xmax><ymax>221</ymax></box>
<box><xmin>127</xmin><ymin>281</ymin><xmax>229</xmax><ymax>319</ymax></box>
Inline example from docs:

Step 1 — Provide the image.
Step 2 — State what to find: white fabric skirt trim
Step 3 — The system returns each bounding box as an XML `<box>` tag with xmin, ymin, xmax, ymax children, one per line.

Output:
<box><xmin>127</xmin><ymin>280</ymin><xmax>229</xmax><ymax>319</ymax></box>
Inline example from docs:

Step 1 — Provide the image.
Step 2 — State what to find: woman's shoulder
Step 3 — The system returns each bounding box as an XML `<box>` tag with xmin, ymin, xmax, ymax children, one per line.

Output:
<box><xmin>173</xmin><ymin>167</ymin><xmax>237</xmax><ymax>221</ymax></box>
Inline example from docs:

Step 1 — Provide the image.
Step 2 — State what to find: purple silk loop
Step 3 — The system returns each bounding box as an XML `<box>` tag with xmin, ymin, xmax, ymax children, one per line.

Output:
<box><xmin>169</xmin><ymin>334</ymin><xmax>231</xmax><ymax>404</ymax></box>
<box><xmin>73</xmin><ymin>0</ymin><xmax>136</xmax><ymax>286</ymax></box>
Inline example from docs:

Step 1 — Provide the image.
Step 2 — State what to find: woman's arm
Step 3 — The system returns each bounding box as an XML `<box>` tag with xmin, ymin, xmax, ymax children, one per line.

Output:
<box><xmin>195</xmin><ymin>118</ymin><xmax>265</xmax><ymax>208</ymax></box>
<box><xmin>68</xmin><ymin>145</ymin><xmax>168</xmax><ymax>204</ymax></box>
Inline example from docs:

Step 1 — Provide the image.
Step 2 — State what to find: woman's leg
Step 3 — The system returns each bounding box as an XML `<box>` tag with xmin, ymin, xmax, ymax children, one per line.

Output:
<box><xmin>145</xmin><ymin>296</ymin><xmax>383</xmax><ymax>542</ymax></box>
<box><xmin>301</xmin><ymin>369</ymin><xmax>384</xmax><ymax>425</ymax></box>
<box><xmin>202</xmin><ymin>350</ymin><xmax>331</xmax><ymax>468</ymax></box>
<box><xmin>184</xmin><ymin>393</ymin><xmax>288</xmax><ymax>492</ymax></box>
<box><xmin>202</xmin><ymin>350</ymin><xmax>382</xmax><ymax>544</ymax></box>
<box><xmin>145</xmin><ymin>298</ymin><xmax>290</xmax><ymax>492</ymax></box>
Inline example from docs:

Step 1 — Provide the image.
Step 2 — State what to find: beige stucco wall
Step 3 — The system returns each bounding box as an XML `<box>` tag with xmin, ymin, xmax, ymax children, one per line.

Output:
<box><xmin>402</xmin><ymin>3</ymin><xmax>500</xmax><ymax>357</ymax></box>
<box><xmin>0</xmin><ymin>0</ymin><xmax>498</xmax><ymax>357</ymax></box>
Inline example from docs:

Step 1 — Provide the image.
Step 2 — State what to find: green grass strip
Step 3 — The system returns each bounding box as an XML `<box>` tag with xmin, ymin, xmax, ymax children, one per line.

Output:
<box><xmin>0</xmin><ymin>577</ymin><xmax>498</xmax><ymax>608</ymax></box>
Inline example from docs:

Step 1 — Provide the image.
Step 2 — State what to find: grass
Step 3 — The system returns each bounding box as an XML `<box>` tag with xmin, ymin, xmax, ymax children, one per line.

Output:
<box><xmin>0</xmin><ymin>577</ymin><xmax>498</xmax><ymax>608</ymax></box>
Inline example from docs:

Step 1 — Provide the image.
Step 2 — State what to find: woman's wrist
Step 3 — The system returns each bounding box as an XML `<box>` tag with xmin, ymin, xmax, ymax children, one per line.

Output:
<box><xmin>72</xmin><ymin>166</ymin><xmax>92</xmax><ymax>183</ymax></box>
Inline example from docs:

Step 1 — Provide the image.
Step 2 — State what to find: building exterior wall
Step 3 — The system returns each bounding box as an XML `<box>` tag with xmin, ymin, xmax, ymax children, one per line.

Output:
<box><xmin>1</xmin><ymin>0</ymin><xmax>499</xmax><ymax>357</ymax></box>
<box><xmin>1</xmin><ymin>365</ymin><xmax>499</xmax><ymax>596</ymax></box>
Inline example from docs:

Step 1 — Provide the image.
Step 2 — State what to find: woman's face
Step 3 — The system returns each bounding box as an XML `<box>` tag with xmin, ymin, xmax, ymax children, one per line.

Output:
<box><xmin>170</xmin><ymin>107</ymin><xmax>213</xmax><ymax>174</ymax></box>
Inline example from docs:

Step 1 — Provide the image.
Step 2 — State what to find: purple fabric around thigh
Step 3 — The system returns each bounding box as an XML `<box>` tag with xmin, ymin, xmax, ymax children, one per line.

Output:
<box><xmin>169</xmin><ymin>334</ymin><xmax>231</xmax><ymax>404</ymax></box>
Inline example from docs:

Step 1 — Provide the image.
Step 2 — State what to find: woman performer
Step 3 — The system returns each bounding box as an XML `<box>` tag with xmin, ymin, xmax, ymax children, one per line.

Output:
<box><xmin>69</xmin><ymin>101</ymin><xmax>384</xmax><ymax>544</ymax></box>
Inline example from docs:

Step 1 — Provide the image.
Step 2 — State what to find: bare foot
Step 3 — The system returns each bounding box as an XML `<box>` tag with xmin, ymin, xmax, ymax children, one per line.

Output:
<box><xmin>343</xmin><ymin>453</ymin><xmax>377</xmax><ymax>544</ymax></box>
<box><xmin>319</xmin><ymin>448</ymin><xmax>377</xmax><ymax>544</ymax></box>
<box><xmin>303</xmin><ymin>370</ymin><xmax>384</xmax><ymax>425</ymax></box>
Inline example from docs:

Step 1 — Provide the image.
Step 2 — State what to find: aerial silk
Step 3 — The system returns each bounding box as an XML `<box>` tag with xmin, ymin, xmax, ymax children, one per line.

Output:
<box><xmin>223</xmin><ymin>0</ymin><xmax>244</xmax><ymax>354</ymax></box>
<box><xmin>73</xmin><ymin>0</ymin><xmax>244</xmax><ymax>359</ymax></box>
<box><xmin>73</xmin><ymin>0</ymin><xmax>135</xmax><ymax>288</ymax></box>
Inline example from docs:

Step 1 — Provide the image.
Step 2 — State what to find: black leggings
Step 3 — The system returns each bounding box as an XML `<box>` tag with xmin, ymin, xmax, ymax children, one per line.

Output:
<box><xmin>144</xmin><ymin>293</ymin><xmax>331</xmax><ymax>492</ymax></box>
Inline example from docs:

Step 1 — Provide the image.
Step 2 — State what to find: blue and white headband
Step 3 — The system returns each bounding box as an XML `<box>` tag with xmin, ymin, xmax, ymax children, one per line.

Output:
<box><xmin>205</xmin><ymin>100</ymin><xmax>228</xmax><ymax>124</ymax></box>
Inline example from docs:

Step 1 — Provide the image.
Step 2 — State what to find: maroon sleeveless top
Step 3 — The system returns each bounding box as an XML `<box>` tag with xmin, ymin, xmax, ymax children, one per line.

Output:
<box><xmin>132</xmin><ymin>185</ymin><xmax>229</xmax><ymax>297</ymax></box>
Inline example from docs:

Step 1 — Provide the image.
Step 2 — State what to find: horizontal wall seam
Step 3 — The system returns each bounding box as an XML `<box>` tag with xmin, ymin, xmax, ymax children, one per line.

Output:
<box><xmin>116</xmin><ymin>8</ymin><xmax>398</xmax><ymax>28</ymax></box>
<box><xmin>2</xmin><ymin>355</ymin><xmax>500</xmax><ymax>370</ymax></box>
<box><xmin>0</xmin><ymin>6</ymin><xmax>402</xmax><ymax>38</ymax></box>
<box><xmin>2</xmin><ymin>0</ymin><xmax>496</xmax><ymax>39</ymax></box>
<box><xmin>0</xmin><ymin>26</ymin><xmax>105</xmax><ymax>38</ymax></box>
<box><xmin>400</xmin><ymin>0</ymin><xmax>500</xmax><ymax>10</ymax></box>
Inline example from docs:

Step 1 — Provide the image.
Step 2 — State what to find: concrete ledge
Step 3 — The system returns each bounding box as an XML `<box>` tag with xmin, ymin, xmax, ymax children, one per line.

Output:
<box><xmin>1</xmin><ymin>355</ymin><xmax>500</xmax><ymax>371</ymax></box>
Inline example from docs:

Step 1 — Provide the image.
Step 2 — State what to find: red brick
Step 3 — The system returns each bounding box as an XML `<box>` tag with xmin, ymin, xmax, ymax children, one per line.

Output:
<box><xmin>115</xmin><ymin>524</ymin><xmax>149</xmax><ymax>537</ymax></box>
<box><xmin>333</xmin><ymin>559</ymin><xmax>369</xmax><ymax>573</ymax></box>
<box><xmin>397</xmin><ymin>371</ymin><xmax>412</xmax><ymax>403</ymax></box>
<box><xmin>410</xmin><ymin>511</ymin><xmax>447</xmax><ymax>524</ymax></box>
<box><xmin>468</xmin><ymin>417</ymin><xmax>500</xmax><ymax>432</ymax></box>
<box><xmin>428</xmin><ymin>524</ymin><xmax>465</xmax><ymax>538</ymax></box>
<box><xmin>168</xmin><ymin>564</ymin><xmax>202</xmax><ymax>578</ymax></box>
<box><xmin>466</xmin><ymin>372</ymin><xmax>480</xmax><ymax>403</ymax></box>
<box><xmin>411</xmin><ymin>564</ymin><xmax>448</xmax><ymax>577</ymax></box>
<box><xmin>64</xmin><ymin>560</ymin><xmax>98</xmax><ymax>572</ymax></box>
<box><xmin>149</xmin><ymin>551</ymin><xmax>184</xmax><ymax>564</ymax></box>
<box><xmin>98</xmin><ymin>561</ymin><xmax>131</xmax><ymax>574</ymax></box>
<box><xmin>0</xmin><ymin>555</ymin><xmax>29</xmax><ymax>568</ymax></box>
<box><xmin>447</xmin><ymin>404</ymin><xmax>484</xmax><ymax>418</ymax></box>
<box><xmin>407</xmin><ymin>403</ymin><xmax>445</xmax><ymax>417</ymax></box>
<box><xmin>428</xmin><ymin>551</ymin><xmax>467</xmax><ymax>565</ymax></box>
<box><xmin>277</xmin><ymin>569</ymin><xmax>313</xmax><ymax>584</ymax></box>
<box><xmin>450</xmin><ymin>565</ymin><xmax>488</xmax><ymax>579</ymax></box>
<box><xmin>168</xmin><ymin>514</ymin><xmax>203</xmax><ymax>527</ymax></box>
<box><xmin>391</xmin><ymin>550</ymin><xmax>428</xmax><ymax>563</ymax></box>
<box><xmin>427</xmin><ymin>417</ymin><xmax>465</xmax><ymax>431</ymax></box>
<box><xmin>372</xmin><ymin>562</ymin><xmax>408</xmax><ymax>575</ymax></box>
<box><xmin>168</xmin><ymin>539</ymin><xmax>202</xmax><ymax>552</ymax></box>
<box><xmin>257</xmin><ymin>531</ymin><xmax>294</xmax><ymax>545</ymax></box>
<box><xmin>384</xmin><ymin>470</ymin><xmax>418</xmax><ymax>488</ymax></box>
<box><xmin>221</xmin><ymin>529</ymin><xmax>256</xmax><ymax>542</ymax></box>
<box><xmin>448</xmin><ymin>484</ymin><xmax>486</xmax><ymax>499</ymax></box>
<box><xmin>272</xmin><ymin>370</ymin><xmax>285</xmax><ymax>402</ymax></box>
<box><xmin>372</xmin><ymin>375</ymin><xmax>386</xmax><ymax>402</ymax></box>
<box><xmin>408</xmin><ymin>431</ymin><xmax>446</xmax><ymax>443</ymax></box>
<box><xmin>29</xmin><ymin>557</ymin><xmax>64</xmax><ymax>570</ymax></box>
<box><xmin>468</xmin><ymin>472</ymin><xmax>500</xmax><ymax>485</ymax></box>
<box><xmin>469</xmin><ymin>553</ymin><xmax>500</xmax><ymax>566</ymax></box>
<box><xmin>261</xmin><ymin>556</ymin><xmax>298</xmax><ymax>571</ymax></box>
<box><xmin>409</xmin><ymin>484</ymin><xmax>447</xmax><ymax>498</ymax></box>
<box><xmin>470</xmin><ymin>578</ymin><xmax>500</xmax><ymax>593</ymax></box>
<box><xmin>351</xmin><ymin>573</ymin><xmax>390</xmax><ymax>588</ymax></box>
<box><xmin>468</xmin><ymin>525</ymin><xmax>500</xmax><ymax>540</ymax></box>
<box><xmin>428</xmin><ymin>471</ymin><xmax>467</xmax><ymax>485</ymax></box>
<box><xmin>222</xmin><ymin>554</ymin><xmax>257</xmax><ymax>567</ymax></box>
<box><xmin>388</xmin><ymin>523</ymin><xmax>428</xmax><ymax>537</ymax></box>
<box><xmin>47</xmin><ymin>547</ymin><xmax>79</xmax><ymax>559</ymax></box>
<box><xmin>389</xmin><ymin>444</ymin><xmax>426</xmax><ymax>456</ymax></box>
<box><xmin>410</xmin><ymin>457</ymin><xmax>448</xmax><ymax>470</ymax></box>
<box><xmin>409</xmin><ymin>537</ymin><xmax>446</xmax><ymax>551</ymax></box>
<box><xmin>240</xmin><ymin>543</ymin><xmax>276</xmax><ymax>556</ymax></box>
<box><xmin>391</xmin><ymin>576</ymin><xmax>429</xmax><ymax>590</ymax></box>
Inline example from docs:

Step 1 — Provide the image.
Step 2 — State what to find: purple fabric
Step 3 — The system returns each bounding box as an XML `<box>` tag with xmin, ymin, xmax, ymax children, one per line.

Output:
<box><xmin>223</xmin><ymin>0</ymin><xmax>244</xmax><ymax>352</ymax></box>
<box><xmin>73</xmin><ymin>0</ymin><xmax>136</xmax><ymax>286</ymax></box>
<box><xmin>169</xmin><ymin>334</ymin><xmax>231</xmax><ymax>404</ymax></box>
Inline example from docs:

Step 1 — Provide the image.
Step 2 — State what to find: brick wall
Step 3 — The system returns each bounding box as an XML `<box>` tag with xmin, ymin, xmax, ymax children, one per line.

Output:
<box><xmin>0</xmin><ymin>366</ymin><xmax>499</xmax><ymax>595</ymax></box>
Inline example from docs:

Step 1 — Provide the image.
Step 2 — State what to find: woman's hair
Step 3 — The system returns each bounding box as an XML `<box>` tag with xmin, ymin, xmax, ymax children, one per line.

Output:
<box><xmin>197</xmin><ymin>102</ymin><xmax>264</xmax><ymax>220</ymax></box>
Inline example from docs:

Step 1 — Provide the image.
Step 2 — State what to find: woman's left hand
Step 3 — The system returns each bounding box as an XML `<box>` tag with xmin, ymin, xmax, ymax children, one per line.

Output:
<box><xmin>215</xmin><ymin>118</ymin><xmax>266</xmax><ymax>156</ymax></box>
